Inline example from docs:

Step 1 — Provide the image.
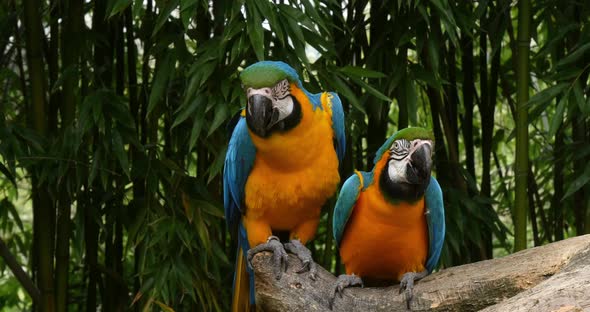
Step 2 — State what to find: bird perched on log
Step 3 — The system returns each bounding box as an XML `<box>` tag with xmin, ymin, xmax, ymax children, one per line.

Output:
<box><xmin>331</xmin><ymin>127</ymin><xmax>445</xmax><ymax>309</ymax></box>
<box><xmin>223</xmin><ymin>61</ymin><xmax>346</xmax><ymax>311</ymax></box>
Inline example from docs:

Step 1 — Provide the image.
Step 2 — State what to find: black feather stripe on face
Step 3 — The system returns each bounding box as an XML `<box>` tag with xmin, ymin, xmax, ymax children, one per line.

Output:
<box><xmin>389</xmin><ymin>139</ymin><xmax>410</xmax><ymax>160</ymax></box>
<box><xmin>380</xmin><ymin>166</ymin><xmax>429</xmax><ymax>203</ymax></box>
<box><xmin>272</xmin><ymin>79</ymin><xmax>290</xmax><ymax>100</ymax></box>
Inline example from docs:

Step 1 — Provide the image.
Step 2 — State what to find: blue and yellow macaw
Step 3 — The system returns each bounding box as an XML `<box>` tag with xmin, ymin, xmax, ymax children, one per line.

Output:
<box><xmin>331</xmin><ymin>127</ymin><xmax>444</xmax><ymax>308</ymax></box>
<box><xmin>223</xmin><ymin>61</ymin><xmax>345</xmax><ymax>311</ymax></box>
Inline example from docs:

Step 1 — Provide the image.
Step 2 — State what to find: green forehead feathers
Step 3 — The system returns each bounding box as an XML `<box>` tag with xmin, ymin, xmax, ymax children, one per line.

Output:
<box><xmin>393</xmin><ymin>127</ymin><xmax>434</xmax><ymax>141</ymax></box>
<box><xmin>240</xmin><ymin>61</ymin><xmax>301</xmax><ymax>88</ymax></box>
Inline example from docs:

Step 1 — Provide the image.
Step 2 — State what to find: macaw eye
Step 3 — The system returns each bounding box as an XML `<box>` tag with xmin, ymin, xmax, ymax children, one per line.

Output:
<box><xmin>390</xmin><ymin>139</ymin><xmax>409</xmax><ymax>160</ymax></box>
<box><xmin>272</xmin><ymin>79</ymin><xmax>290</xmax><ymax>100</ymax></box>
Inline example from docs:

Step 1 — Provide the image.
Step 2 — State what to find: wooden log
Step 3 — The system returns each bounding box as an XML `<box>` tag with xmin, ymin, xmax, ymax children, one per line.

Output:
<box><xmin>252</xmin><ymin>235</ymin><xmax>590</xmax><ymax>311</ymax></box>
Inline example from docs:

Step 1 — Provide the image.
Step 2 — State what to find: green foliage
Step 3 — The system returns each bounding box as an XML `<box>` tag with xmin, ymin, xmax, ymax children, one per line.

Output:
<box><xmin>0</xmin><ymin>0</ymin><xmax>588</xmax><ymax>311</ymax></box>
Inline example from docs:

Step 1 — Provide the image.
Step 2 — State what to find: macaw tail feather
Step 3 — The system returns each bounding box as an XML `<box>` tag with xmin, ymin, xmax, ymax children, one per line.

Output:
<box><xmin>231</xmin><ymin>225</ymin><xmax>255</xmax><ymax>311</ymax></box>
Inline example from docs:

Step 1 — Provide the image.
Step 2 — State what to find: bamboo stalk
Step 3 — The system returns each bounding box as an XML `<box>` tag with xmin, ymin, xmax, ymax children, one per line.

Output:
<box><xmin>23</xmin><ymin>0</ymin><xmax>55</xmax><ymax>311</ymax></box>
<box><xmin>514</xmin><ymin>0</ymin><xmax>531</xmax><ymax>252</ymax></box>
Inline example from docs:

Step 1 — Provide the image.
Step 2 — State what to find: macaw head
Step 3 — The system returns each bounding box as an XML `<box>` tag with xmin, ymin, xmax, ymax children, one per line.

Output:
<box><xmin>375</xmin><ymin>127</ymin><xmax>434</xmax><ymax>202</ymax></box>
<box><xmin>240</xmin><ymin>61</ymin><xmax>303</xmax><ymax>138</ymax></box>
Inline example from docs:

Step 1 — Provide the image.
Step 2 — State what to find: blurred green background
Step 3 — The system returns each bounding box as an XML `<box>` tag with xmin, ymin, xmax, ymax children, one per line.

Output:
<box><xmin>0</xmin><ymin>0</ymin><xmax>589</xmax><ymax>311</ymax></box>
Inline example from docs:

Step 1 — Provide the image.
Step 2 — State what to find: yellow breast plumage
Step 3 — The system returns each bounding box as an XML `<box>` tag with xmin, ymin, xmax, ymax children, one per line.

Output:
<box><xmin>244</xmin><ymin>87</ymin><xmax>340</xmax><ymax>245</ymax></box>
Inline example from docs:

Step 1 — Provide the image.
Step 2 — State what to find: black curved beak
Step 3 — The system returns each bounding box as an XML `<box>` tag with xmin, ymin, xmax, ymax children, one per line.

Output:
<box><xmin>406</xmin><ymin>143</ymin><xmax>432</xmax><ymax>184</ymax></box>
<box><xmin>246</xmin><ymin>94</ymin><xmax>274</xmax><ymax>137</ymax></box>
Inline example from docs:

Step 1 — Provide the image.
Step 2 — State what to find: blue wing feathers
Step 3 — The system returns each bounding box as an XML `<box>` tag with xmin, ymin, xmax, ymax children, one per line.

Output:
<box><xmin>329</xmin><ymin>92</ymin><xmax>346</xmax><ymax>162</ymax></box>
<box><xmin>333</xmin><ymin>173</ymin><xmax>363</xmax><ymax>246</ymax></box>
<box><xmin>224</xmin><ymin>117</ymin><xmax>257</xmax><ymax>307</ymax></box>
<box><xmin>223</xmin><ymin>117</ymin><xmax>256</xmax><ymax>238</ymax></box>
<box><xmin>425</xmin><ymin>177</ymin><xmax>445</xmax><ymax>273</ymax></box>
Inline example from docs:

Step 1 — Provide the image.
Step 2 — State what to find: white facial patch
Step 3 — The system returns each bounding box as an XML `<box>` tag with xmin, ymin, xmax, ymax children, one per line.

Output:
<box><xmin>387</xmin><ymin>139</ymin><xmax>433</xmax><ymax>183</ymax></box>
<box><xmin>388</xmin><ymin>157</ymin><xmax>411</xmax><ymax>183</ymax></box>
<box><xmin>269</xmin><ymin>79</ymin><xmax>293</xmax><ymax>124</ymax></box>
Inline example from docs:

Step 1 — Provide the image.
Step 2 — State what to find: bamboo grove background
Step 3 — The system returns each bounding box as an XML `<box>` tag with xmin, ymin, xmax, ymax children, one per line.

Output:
<box><xmin>0</xmin><ymin>0</ymin><xmax>589</xmax><ymax>311</ymax></box>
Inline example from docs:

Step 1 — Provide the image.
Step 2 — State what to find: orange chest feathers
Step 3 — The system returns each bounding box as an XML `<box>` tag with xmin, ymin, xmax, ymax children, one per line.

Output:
<box><xmin>339</xmin><ymin>183</ymin><xmax>429</xmax><ymax>281</ymax></box>
<box><xmin>244</xmin><ymin>90</ymin><xmax>340</xmax><ymax>230</ymax></box>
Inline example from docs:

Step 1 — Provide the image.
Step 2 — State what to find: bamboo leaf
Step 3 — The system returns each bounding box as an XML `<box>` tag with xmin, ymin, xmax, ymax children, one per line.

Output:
<box><xmin>152</xmin><ymin>0</ymin><xmax>180</xmax><ymax>36</ymax></box>
<box><xmin>254</xmin><ymin>0</ymin><xmax>284</xmax><ymax>44</ymax></box>
<box><xmin>172</xmin><ymin>96</ymin><xmax>203</xmax><ymax>130</ymax></box>
<box><xmin>562</xmin><ymin>162</ymin><xmax>590</xmax><ymax>200</ymax></box>
<box><xmin>189</xmin><ymin>106</ymin><xmax>206</xmax><ymax>152</ymax></box>
<box><xmin>88</xmin><ymin>147</ymin><xmax>101</xmax><ymax>185</ymax></box>
<box><xmin>300</xmin><ymin>0</ymin><xmax>330</xmax><ymax>33</ymax></box>
<box><xmin>326</xmin><ymin>72</ymin><xmax>364</xmax><ymax>114</ymax></box>
<box><xmin>427</xmin><ymin>36</ymin><xmax>440</xmax><ymax>73</ymax></box>
<box><xmin>0</xmin><ymin>162</ymin><xmax>17</xmax><ymax>189</ymax></box>
<box><xmin>112</xmin><ymin>130</ymin><xmax>130</xmax><ymax>178</ymax></box>
<box><xmin>207</xmin><ymin>102</ymin><xmax>228</xmax><ymax>136</ymax></box>
<box><xmin>348</xmin><ymin>76</ymin><xmax>391</xmax><ymax>102</ymax></box>
<box><xmin>527</xmin><ymin>83</ymin><xmax>569</xmax><ymax>108</ymax></box>
<box><xmin>339</xmin><ymin>66</ymin><xmax>386</xmax><ymax>79</ymax></box>
<box><xmin>3</xmin><ymin>199</ymin><xmax>23</xmax><ymax>232</ymax></box>
<box><xmin>195</xmin><ymin>200</ymin><xmax>224</xmax><ymax>218</ymax></box>
<box><xmin>548</xmin><ymin>91</ymin><xmax>569</xmax><ymax>137</ymax></box>
<box><xmin>148</xmin><ymin>53</ymin><xmax>176</xmax><ymax>116</ymax></box>
<box><xmin>556</xmin><ymin>42</ymin><xmax>590</xmax><ymax>68</ymax></box>
<box><xmin>207</xmin><ymin>145</ymin><xmax>227</xmax><ymax>183</ymax></box>
<box><xmin>180</xmin><ymin>0</ymin><xmax>198</xmax><ymax>29</ymax></box>
<box><xmin>108</xmin><ymin>0</ymin><xmax>132</xmax><ymax>18</ymax></box>
<box><xmin>411</xmin><ymin>64</ymin><xmax>442</xmax><ymax>89</ymax></box>
<box><xmin>573</xmin><ymin>80</ymin><xmax>587</xmax><ymax>114</ymax></box>
<box><xmin>153</xmin><ymin>299</ymin><xmax>175</xmax><ymax>312</ymax></box>
<box><xmin>403</xmin><ymin>78</ymin><xmax>418</xmax><ymax>125</ymax></box>
<box><xmin>245</xmin><ymin>0</ymin><xmax>264</xmax><ymax>60</ymax></box>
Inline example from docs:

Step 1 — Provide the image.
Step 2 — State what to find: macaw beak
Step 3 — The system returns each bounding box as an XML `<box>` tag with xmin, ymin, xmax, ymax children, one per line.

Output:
<box><xmin>246</xmin><ymin>94</ymin><xmax>277</xmax><ymax>138</ymax></box>
<box><xmin>406</xmin><ymin>142</ymin><xmax>432</xmax><ymax>184</ymax></box>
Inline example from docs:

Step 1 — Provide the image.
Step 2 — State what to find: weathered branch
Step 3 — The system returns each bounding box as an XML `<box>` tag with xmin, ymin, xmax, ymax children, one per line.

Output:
<box><xmin>252</xmin><ymin>235</ymin><xmax>590</xmax><ymax>311</ymax></box>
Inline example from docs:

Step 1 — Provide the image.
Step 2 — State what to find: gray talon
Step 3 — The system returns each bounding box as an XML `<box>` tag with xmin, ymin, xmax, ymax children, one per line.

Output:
<box><xmin>246</xmin><ymin>236</ymin><xmax>288</xmax><ymax>280</ymax></box>
<box><xmin>399</xmin><ymin>270</ymin><xmax>428</xmax><ymax>309</ymax></box>
<box><xmin>285</xmin><ymin>239</ymin><xmax>317</xmax><ymax>280</ymax></box>
<box><xmin>330</xmin><ymin>274</ymin><xmax>363</xmax><ymax>309</ymax></box>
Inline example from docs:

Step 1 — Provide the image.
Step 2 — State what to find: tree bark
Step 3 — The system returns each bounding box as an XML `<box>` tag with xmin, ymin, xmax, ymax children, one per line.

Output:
<box><xmin>252</xmin><ymin>235</ymin><xmax>590</xmax><ymax>312</ymax></box>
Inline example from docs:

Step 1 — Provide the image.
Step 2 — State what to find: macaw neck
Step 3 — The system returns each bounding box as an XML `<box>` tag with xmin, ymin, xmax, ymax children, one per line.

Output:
<box><xmin>360</xmin><ymin>177</ymin><xmax>426</xmax><ymax>224</ymax></box>
<box><xmin>379</xmin><ymin>167</ymin><xmax>429</xmax><ymax>203</ymax></box>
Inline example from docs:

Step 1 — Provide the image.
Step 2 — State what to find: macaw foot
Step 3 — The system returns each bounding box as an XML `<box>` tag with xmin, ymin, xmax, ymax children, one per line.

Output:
<box><xmin>247</xmin><ymin>235</ymin><xmax>288</xmax><ymax>280</ymax></box>
<box><xmin>284</xmin><ymin>239</ymin><xmax>317</xmax><ymax>280</ymax></box>
<box><xmin>399</xmin><ymin>270</ymin><xmax>428</xmax><ymax>309</ymax></box>
<box><xmin>329</xmin><ymin>274</ymin><xmax>363</xmax><ymax>309</ymax></box>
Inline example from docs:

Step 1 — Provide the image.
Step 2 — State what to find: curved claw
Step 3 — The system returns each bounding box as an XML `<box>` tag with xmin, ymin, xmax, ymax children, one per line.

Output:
<box><xmin>296</xmin><ymin>260</ymin><xmax>317</xmax><ymax>280</ymax></box>
<box><xmin>285</xmin><ymin>239</ymin><xmax>317</xmax><ymax>280</ymax></box>
<box><xmin>399</xmin><ymin>270</ymin><xmax>428</xmax><ymax>309</ymax></box>
<box><xmin>329</xmin><ymin>274</ymin><xmax>363</xmax><ymax>310</ymax></box>
<box><xmin>246</xmin><ymin>236</ymin><xmax>288</xmax><ymax>280</ymax></box>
